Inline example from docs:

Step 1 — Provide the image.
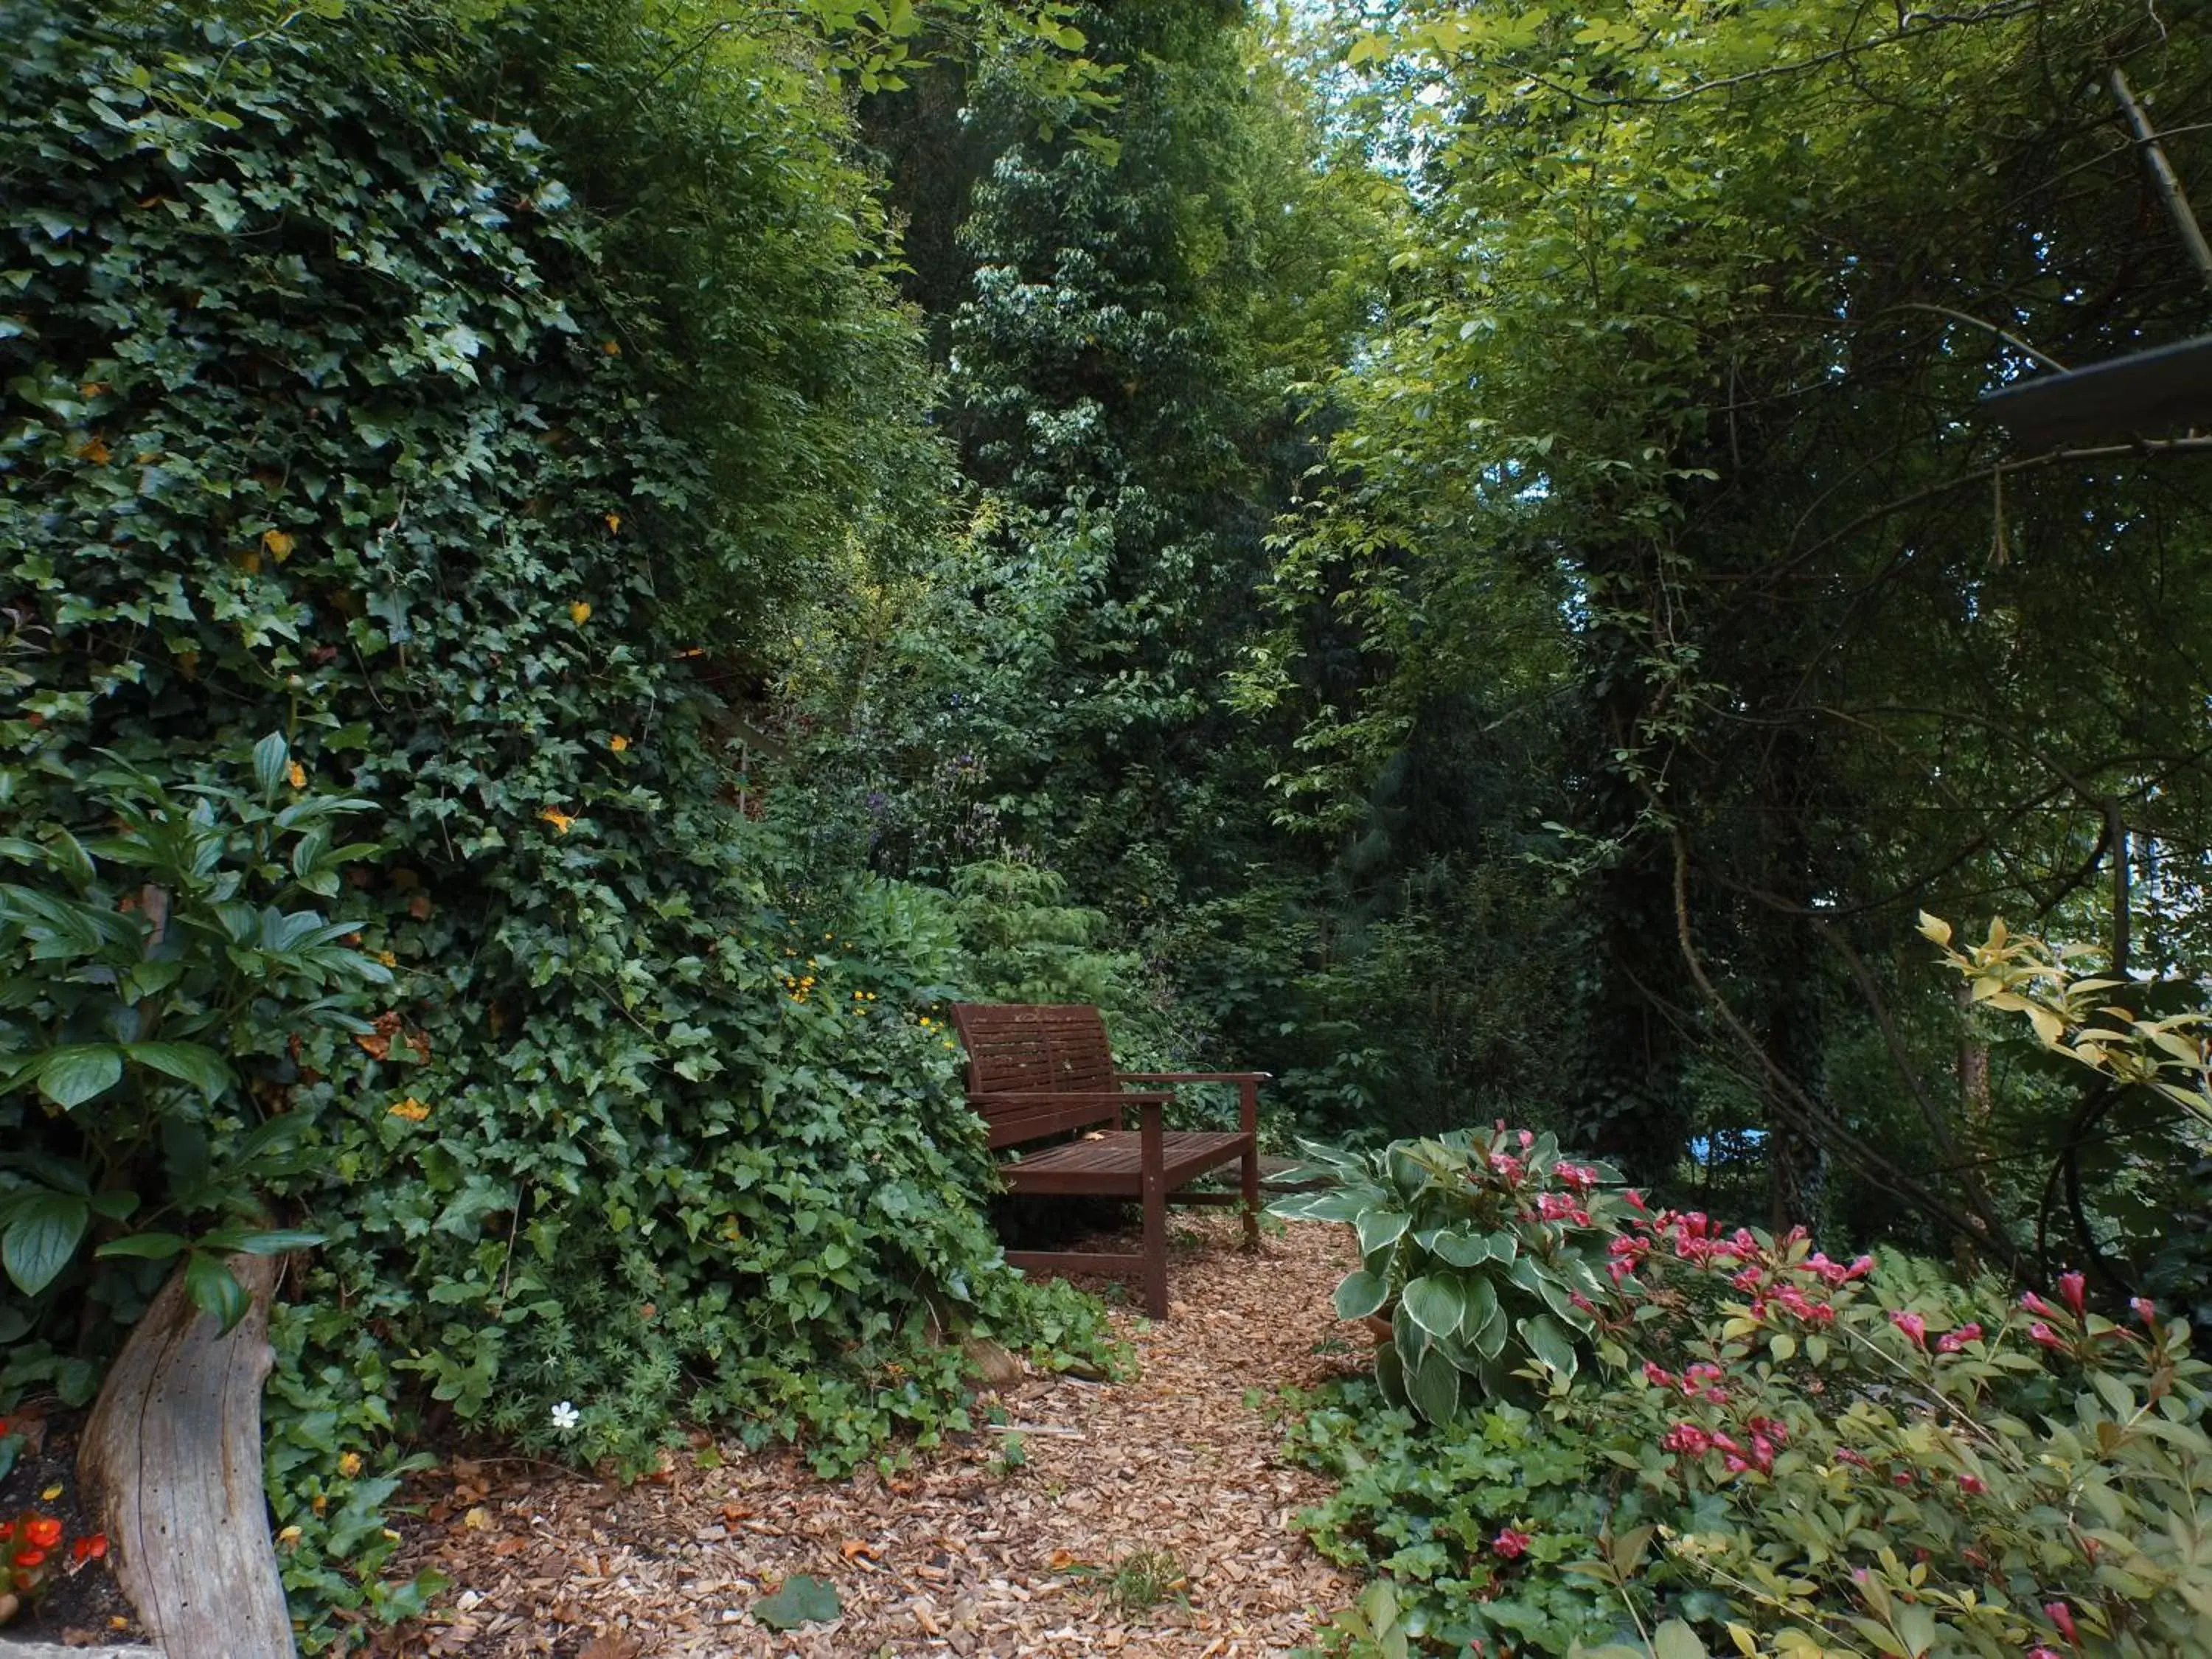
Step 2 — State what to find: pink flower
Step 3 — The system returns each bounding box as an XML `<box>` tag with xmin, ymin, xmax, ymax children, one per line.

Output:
<box><xmin>1518</xmin><ymin>1130</ymin><xmax>1534</xmax><ymax>1150</ymax></box>
<box><xmin>1892</xmin><ymin>1470</ymin><xmax>1915</xmax><ymax>1487</ymax></box>
<box><xmin>1844</xmin><ymin>1253</ymin><xmax>1875</xmax><ymax>1280</ymax></box>
<box><xmin>2028</xmin><ymin>1321</ymin><xmax>2065</xmax><ymax>1350</ymax></box>
<box><xmin>2027</xmin><ymin>1649</ymin><xmax>2061</xmax><ymax>1659</ymax></box>
<box><xmin>1623</xmin><ymin>1189</ymin><xmax>1647</xmax><ymax>1211</ymax></box>
<box><xmin>2056</xmin><ymin>1271</ymin><xmax>2087</xmax><ymax>1315</ymax></box>
<box><xmin>1537</xmin><ymin>1192</ymin><xmax>1576</xmax><ymax>1221</ymax></box>
<box><xmin>1489</xmin><ymin>1152</ymin><xmax>1524</xmax><ymax>1182</ymax></box>
<box><xmin>2045</xmin><ymin>1601</ymin><xmax>2077</xmax><ymax>1644</ymax></box>
<box><xmin>1834</xmin><ymin>1447</ymin><xmax>1871</xmax><ymax>1469</ymax></box>
<box><xmin>2021</xmin><ymin>1290</ymin><xmax>2054</xmax><ymax>1317</ymax></box>
<box><xmin>1643</xmin><ymin>1362</ymin><xmax>1674</xmax><ymax>1388</ymax></box>
<box><xmin>1958</xmin><ymin>1472</ymin><xmax>1986</xmax><ymax>1495</ymax></box>
<box><xmin>1660</xmin><ymin>1423</ymin><xmax>1711</xmax><ymax>1455</ymax></box>
<box><xmin>1891</xmin><ymin>1310</ymin><xmax>1927</xmax><ymax>1346</ymax></box>
<box><xmin>1935</xmin><ymin>1322</ymin><xmax>1983</xmax><ymax>1353</ymax></box>
<box><xmin>2131</xmin><ymin>1295</ymin><xmax>2158</xmax><ymax>1327</ymax></box>
<box><xmin>1492</xmin><ymin>1527</ymin><xmax>1532</xmax><ymax>1559</ymax></box>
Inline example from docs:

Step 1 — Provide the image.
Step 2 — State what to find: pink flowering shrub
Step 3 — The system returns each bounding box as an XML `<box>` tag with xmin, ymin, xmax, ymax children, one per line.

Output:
<box><xmin>1272</xmin><ymin>1127</ymin><xmax>1638</xmax><ymax>1422</ymax></box>
<box><xmin>1281</xmin><ymin>1132</ymin><xmax>2212</xmax><ymax>1657</ymax></box>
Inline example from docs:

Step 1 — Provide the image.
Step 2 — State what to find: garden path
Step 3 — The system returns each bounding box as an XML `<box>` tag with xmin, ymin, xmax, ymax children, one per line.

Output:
<box><xmin>380</xmin><ymin>1213</ymin><xmax>1361</xmax><ymax>1657</ymax></box>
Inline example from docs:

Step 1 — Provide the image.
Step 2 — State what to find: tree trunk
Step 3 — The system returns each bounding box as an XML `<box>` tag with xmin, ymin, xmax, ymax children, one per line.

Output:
<box><xmin>77</xmin><ymin>1253</ymin><xmax>295</xmax><ymax>1659</ymax></box>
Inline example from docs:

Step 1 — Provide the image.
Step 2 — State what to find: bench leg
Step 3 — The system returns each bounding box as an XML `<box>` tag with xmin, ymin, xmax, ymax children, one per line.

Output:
<box><xmin>1241</xmin><ymin>1144</ymin><xmax>1261</xmax><ymax>1252</ymax></box>
<box><xmin>1141</xmin><ymin>1171</ymin><xmax>1169</xmax><ymax>1321</ymax></box>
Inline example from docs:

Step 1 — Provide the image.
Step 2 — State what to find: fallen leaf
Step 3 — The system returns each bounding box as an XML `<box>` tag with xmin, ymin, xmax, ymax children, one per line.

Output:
<box><xmin>840</xmin><ymin>1539</ymin><xmax>877</xmax><ymax>1561</ymax></box>
<box><xmin>577</xmin><ymin>1630</ymin><xmax>642</xmax><ymax>1659</ymax></box>
<box><xmin>462</xmin><ymin>1506</ymin><xmax>491</xmax><ymax>1530</ymax></box>
<box><xmin>754</xmin><ymin>1573</ymin><xmax>841</xmax><ymax>1630</ymax></box>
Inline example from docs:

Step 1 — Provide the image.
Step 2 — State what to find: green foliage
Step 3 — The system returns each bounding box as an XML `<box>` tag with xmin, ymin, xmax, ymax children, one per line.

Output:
<box><xmin>1284</xmin><ymin>1146</ymin><xmax>2212</xmax><ymax>1657</ymax></box>
<box><xmin>1274</xmin><ymin>1129</ymin><xmax>1632</xmax><ymax>1418</ymax></box>
<box><xmin>0</xmin><ymin>745</ymin><xmax>385</xmax><ymax>1364</ymax></box>
<box><xmin>1</xmin><ymin>0</ymin><xmax>1113</xmax><ymax>1640</ymax></box>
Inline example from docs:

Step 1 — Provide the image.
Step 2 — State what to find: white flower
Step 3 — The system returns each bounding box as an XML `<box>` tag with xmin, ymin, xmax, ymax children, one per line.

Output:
<box><xmin>549</xmin><ymin>1400</ymin><xmax>580</xmax><ymax>1433</ymax></box>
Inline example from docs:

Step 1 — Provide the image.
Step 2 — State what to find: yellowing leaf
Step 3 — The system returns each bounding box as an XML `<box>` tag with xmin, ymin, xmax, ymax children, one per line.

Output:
<box><xmin>569</xmin><ymin>600</ymin><xmax>592</xmax><ymax>625</ymax></box>
<box><xmin>287</xmin><ymin>760</ymin><xmax>307</xmax><ymax>790</ymax></box>
<box><xmin>262</xmin><ymin>528</ymin><xmax>296</xmax><ymax>561</ymax></box>
<box><xmin>1915</xmin><ymin>912</ymin><xmax>1951</xmax><ymax>947</ymax></box>
<box><xmin>605</xmin><ymin>513</ymin><xmax>621</xmax><ymax>533</ymax></box>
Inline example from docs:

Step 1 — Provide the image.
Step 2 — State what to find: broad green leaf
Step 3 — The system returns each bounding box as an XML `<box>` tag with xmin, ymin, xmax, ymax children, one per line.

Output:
<box><xmin>253</xmin><ymin>731</ymin><xmax>290</xmax><ymax>796</ymax></box>
<box><xmin>1652</xmin><ymin>1621</ymin><xmax>1711</xmax><ymax>1659</ymax></box>
<box><xmin>1333</xmin><ymin>1267</ymin><xmax>1390</xmax><ymax>1321</ymax></box>
<box><xmin>95</xmin><ymin>1231</ymin><xmax>189</xmax><ymax>1261</ymax></box>
<box><xmin>1430</xmin><ymin>1230</ymin><xmax>1491</xmax><ymax>1267</ymax></box>
<box><xmin>1400</xmin><ymin>1273</ymin><xmax>1467</xmax><ymax>1340</ymax></box>
<box><xmin>184</xmin><ymin>1252</ymin><xmax>252</xmax><ymax>1334</ymax></box>
<box><xmin>4</xmin><ymin>1192</ymin><xmax>91</xmax><ymax>1294</ymax></box>
<box><xmin>39</xmin><ymin>1044</ymin><xmax>124</xmax><ymax>1107</ymax></box>
<box><xmin>126</xmin><ymin>1041</ymin><xmax>235</xmax><ymax>1099</ymax></box>
<box><xmin>1407</xmin><ymin>1343</ymin><xmax>1461</xmax><ymax>1424</ymax></box>
<box><xmin>1523</xmin><ymin>1312</ymin><xmax>1578</xmax><ymax>1380</ymax></box>
<box><xmin>1355</xmin><ymin>1207</ymin><xmax>1410</xmax><ymax>1257</ymax></box>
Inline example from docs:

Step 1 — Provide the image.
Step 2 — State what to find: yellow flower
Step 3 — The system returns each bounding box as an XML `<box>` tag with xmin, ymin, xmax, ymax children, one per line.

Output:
<box><xmin>605</xmin><ymin>513</ymin><xmax>622</xmax><ymax>534</ymax></box>
<box><xmin>540</xmin><ymin>807</ymin><xmax>574</xmax><ymax>835</ymax></box>
<box><xmin>377</xmin><ymin>949</ymin><xmax>397</xmax><ymax>967</ymax></box>
<box><xmin>262</xmin><ymin>528</ymin><xmax>296</xmax><ymax>562</ymax></box>
<box><xmin>389</xmin><ymin>1097</ymin><xmax>431</xmax><ymax>1122</ymax></box>
<box><xmin>569</xmin><ymin>600</ymin><xmax>592</xmax><ymax>625</ymax></box>
<box><xmin>608</xmin><ymin>734</ymin><xmax>629</xmax><ymax>752</ymax></box>
<box><xmin>338</xmin><ymin>1451</ymin><xmax>364</xmax><ymax>1478</ymax></box>
<box><xmin>287</xmin><ymin>760</ymin><xmax>307</xmax><ymax>790</ymax></box>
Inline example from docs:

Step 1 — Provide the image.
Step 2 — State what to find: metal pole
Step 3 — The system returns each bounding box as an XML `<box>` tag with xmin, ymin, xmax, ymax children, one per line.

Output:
<box><xmin>2112</xmin><ymin>68</ymin><xmax>2212</xmax><ymax>295</ymax></box>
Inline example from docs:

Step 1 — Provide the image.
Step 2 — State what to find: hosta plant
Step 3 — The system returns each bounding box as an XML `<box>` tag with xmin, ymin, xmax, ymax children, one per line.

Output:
<box><xmin>1271</xmin><ymin>1127</ymin><xmax>1636</xmax><ymax>1420</ymax></box>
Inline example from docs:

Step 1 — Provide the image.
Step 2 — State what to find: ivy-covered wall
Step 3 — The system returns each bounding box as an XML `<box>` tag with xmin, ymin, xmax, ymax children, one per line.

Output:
<box><xmin>1</xmin><ymin>1</ymin><xmax>1106</xmax><ymax>1635</ymax></box>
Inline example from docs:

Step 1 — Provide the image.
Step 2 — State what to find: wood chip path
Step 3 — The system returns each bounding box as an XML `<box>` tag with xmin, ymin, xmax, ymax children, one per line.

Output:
<box><xmin>378</xmin><ymin>1214</ymin><xmax>1363</xmax><ymax>1657</ymax></box>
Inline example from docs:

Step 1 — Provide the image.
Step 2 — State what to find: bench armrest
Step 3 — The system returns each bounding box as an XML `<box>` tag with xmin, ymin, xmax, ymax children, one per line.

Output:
<box><xmin>1115</xmin><ymin>1072</ymin><xmax>1264</xmax><ymax>1135</ymax></box>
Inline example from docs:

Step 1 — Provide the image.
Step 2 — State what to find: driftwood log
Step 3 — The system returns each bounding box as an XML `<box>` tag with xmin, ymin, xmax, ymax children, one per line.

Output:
<box><xmin>77</xmin><ymin>1251</ymin><xmax>296</xmax><ymax>1659</ymax></box>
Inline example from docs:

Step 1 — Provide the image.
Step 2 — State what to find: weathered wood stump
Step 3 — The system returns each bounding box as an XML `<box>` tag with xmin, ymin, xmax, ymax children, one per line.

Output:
<box><xmin>77</xmin><ymin>1252</ymin><xmax>295</xmax><ymax>1659</ymax></box>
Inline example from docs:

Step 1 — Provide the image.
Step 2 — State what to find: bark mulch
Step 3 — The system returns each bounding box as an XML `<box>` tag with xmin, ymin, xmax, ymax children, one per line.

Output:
<box><xmin>377</xmin><ymin>1212</ymin><xmax>1364</xmax><ymax>1658</ymax></box>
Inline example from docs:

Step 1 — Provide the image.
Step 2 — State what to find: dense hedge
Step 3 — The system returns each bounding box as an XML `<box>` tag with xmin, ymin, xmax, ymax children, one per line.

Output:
<box><xmin>0</xmin><ymin>0</ymin><xmax>1106</xmax><ymax>1637</ymax></box>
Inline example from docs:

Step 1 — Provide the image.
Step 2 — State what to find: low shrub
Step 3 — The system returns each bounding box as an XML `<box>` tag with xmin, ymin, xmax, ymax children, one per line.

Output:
<box><xmin>1280</xmin><ymin>1137</ymin><xmax>2212</xmax><ymax>1658</ymax></box>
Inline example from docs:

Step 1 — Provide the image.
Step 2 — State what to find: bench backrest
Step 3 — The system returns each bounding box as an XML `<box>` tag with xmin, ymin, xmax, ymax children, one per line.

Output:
<box><xmin>949</xmin><ymin>1003</ymin><xmax>1121</xmax><ymax>1149</ymax></box>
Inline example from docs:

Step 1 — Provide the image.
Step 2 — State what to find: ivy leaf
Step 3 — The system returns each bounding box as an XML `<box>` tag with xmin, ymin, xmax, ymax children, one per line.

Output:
<box><xmin>4</xmin><ymin>1192</ymin><xmax>91</xmax><ymax>1295</ymax></box>
<box><xmin>753</xmin><ymin>1573</ymin><xmax>840</xmax><ymax>1630</ymax></box>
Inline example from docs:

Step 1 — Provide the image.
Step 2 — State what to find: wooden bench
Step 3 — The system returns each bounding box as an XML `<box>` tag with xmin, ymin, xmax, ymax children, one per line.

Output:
<box><xmin>950</xmin><ymin>1003</ymin><xmax>1264</xmax><ymax>1318</ymax></box>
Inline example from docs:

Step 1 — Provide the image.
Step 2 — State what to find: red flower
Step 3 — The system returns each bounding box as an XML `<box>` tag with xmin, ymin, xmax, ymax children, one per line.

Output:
<box><xmin>1660</xmin><ymin>1423</ymin><xmax>1711</xmax><ymax>1455</ymax></box>
<box><xmin>14</xmin><ymin>1547</ymin><xmax>46</xmax><ymax>1569</ymax></box>
<box><xmin>25</xmin><ymin>1517</ymin><xmax>62</xmax><ymax>1549</ymax></box>
<box><xmin>1890</xmin><ymin>1310</ymin><xmax>1927</xmax><ymax>1346</ymax></box>
<box><xmin>1958</xmin><ymin>1472</ymin><xmax>1986</xmax><ymax>1495</ymax></box>
<box><xmin>2045</xmin><ymin>1601</ymin><xmax>2078</xmax><ymax>1643</ymax></box>
<box><xmin>1492</xmin><ymin>1528</ymin><xmax>1532</xmax><ymax>1559</ymax></box>
<box><xmin>2056</xmin><ymin>1271</ymin><xmax>2087</xmax><ymax>1315</ymax></box>
<box><xmin>72</xmin><ymin>1533</ymin><xmax>108</xmax><ymax>1563</ymax></box>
